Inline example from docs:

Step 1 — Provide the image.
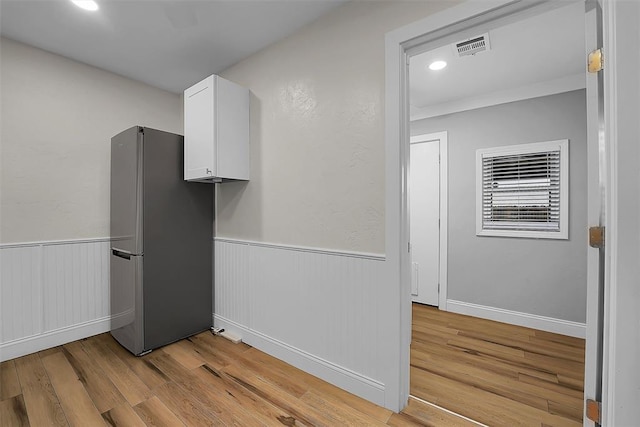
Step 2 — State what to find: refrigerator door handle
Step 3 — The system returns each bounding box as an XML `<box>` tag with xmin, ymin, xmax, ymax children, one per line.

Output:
<box><xmin>112</xmin><ymin>248</ymin><xmax>133</xmax><ymax>260</ymax></box>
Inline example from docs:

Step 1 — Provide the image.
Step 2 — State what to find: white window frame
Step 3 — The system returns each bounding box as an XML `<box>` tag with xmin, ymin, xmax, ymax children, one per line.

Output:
<box><xmin>476</xmin><ymin>139</ymin><xmax>569</xmax><ymax>239</ymax></box>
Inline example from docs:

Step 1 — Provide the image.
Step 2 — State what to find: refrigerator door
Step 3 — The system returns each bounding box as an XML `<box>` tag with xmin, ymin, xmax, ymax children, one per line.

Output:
<box><xmin>110</xmin><ymin>249</ymin><xmax>144</xmax><ymax>355</ymax></box>
<box><xmin>111</xmin><ymin>126</ymin><xmax>143</xmax><ymax>255</ymax></box>
<box><xmin>142</xmin><ymin>128</ymin><xmax>213</xmax><ymax>349</ymax></box>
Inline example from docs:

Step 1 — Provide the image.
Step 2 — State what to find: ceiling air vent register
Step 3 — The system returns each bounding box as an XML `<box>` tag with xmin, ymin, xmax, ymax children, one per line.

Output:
<box><xmin>455</xmin><ymin>33</ymin><xmax>491</xmax><ymax>57</ymax></box>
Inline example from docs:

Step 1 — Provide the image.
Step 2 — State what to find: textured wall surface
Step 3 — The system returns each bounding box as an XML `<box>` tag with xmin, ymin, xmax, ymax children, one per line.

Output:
<box><xmin>217</xmin><ymin>1</ymin><xmax>458</xmax><ymax>254</ymax></box>
<box><xmin>412</xmin><ymin>90</ymin><xmax>588</xmax><ymax>322</ymax></box>
<box><xmin>0</xmin><ymin>38</ymin><xmax>182</xmax><ymax>244</ymax></box>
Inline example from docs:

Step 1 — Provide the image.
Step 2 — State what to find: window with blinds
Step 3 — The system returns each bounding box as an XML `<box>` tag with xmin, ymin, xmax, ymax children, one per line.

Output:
<box><xmin>476</xmin><ymin>140</ymin><xmax>569</xmax><ymax>239</ymax></box>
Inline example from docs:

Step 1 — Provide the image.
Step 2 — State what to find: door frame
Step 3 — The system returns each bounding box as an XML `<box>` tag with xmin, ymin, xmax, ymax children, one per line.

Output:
<box><xmin>384</xmin><ymin>0</ymin><xmax>615</xmax><ymax>421</ymax></box>
<box><xmin>409</xmin><ymin>131</ymin><xmax>448</xmax><ymax>309</ymax></box>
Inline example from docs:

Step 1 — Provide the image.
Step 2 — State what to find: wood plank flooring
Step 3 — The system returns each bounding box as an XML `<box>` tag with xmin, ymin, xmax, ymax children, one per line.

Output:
<box><xmin>2</xmin><ymin>331</ymin><xmax>477</xmax><ymax>426</ymax></box>
<box><xmin>410</xmin><ymin>303</ymin><xmax>585</xmax><ymax>427</ymax></box>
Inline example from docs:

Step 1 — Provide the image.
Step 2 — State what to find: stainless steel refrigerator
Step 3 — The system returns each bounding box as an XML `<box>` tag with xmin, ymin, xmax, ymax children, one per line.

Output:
<box><xmin>110</xmin><ymin>126</ymin><xmax>213</xmax><ymax>356</ymax></box>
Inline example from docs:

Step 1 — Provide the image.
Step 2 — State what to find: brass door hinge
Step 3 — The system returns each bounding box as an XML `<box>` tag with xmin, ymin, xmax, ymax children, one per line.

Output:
<box><xmin>586</xmin><ymin>399</ymin><xmax>601</xmax><ymax>424</ymax></box>
<box><xmin>589</xmin><ymin>226</ymin><xmax>605</xmax><ymax>249</ymax></box>
<box><xmin>588</xmin><ymin>48</ymin><xmax>604</xmax><ymax>73</ymax></box>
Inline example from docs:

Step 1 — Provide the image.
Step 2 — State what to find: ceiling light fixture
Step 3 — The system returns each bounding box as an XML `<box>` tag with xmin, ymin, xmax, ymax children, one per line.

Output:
<box><xmin>71</xmin><ymin>0</ymin><xmax>99</xmax><ymax>11</ymax></box>
<box><xmin>428</xmin><ymin>60</ymin><xmax>447</xmax><ymax>71</ymax></box>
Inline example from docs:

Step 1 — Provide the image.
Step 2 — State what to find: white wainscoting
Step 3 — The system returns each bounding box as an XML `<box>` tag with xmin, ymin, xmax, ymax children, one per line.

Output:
<box><xmin>447</xmin><ymin>299</ymin><xmax>586</xmax><ymax>339</ymax></box>
<box><xmin>214</xmin><ymin>238</ymin><xmax>387</xmax><ymax>406</ymax></box>
<box><xmin>0</xmin><ymin>238</ymin><xmax>111</xmax><ymax>361</ymax></box>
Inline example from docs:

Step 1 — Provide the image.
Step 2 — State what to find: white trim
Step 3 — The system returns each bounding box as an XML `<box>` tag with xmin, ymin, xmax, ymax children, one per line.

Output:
<box><xmin>386</xmin><ymin>0</ymin><xmax>536</xmax><ymax>412</ymax></box>
<box><xmin>384</xmin><ymin>25</ymin><xmax>410</xmax><ymax>411</ymax></box>
<box><xmin>601</xmin><ymin>0</ymin><xmax>629</xmax><ymax>424</ymax></box>
<box><xmin>410</xmin><ymin>73</ymin><xmax>586</xmax><ymax>121</ymax></box>
<box><xmin>439</xmin><ymin>133</ymin><xmax>449</xmax><ymax>311</ymax></box>
<box><xmin>0</xmin><ymin>237</ymin><xmax>112</xmax><ymax>249</ymax></box>
<box><xmin>601</xmin><ymin>1</ymin><xmax>615</xmax><ymax>423</ymax></box>
<box><xmin>447</xmin><ymin>299</ymin><xmax>586</xmax><ymax>339</ymax></box>
<box><xmin>409</xmin><ymin>132</ymin><xmax>447</xmax><ymax>145</ymax></box>
<box><xmin>213</xmin><ymin>314</ymin><xmax>386</xmax><ymax>406</ymax></box>
<box><xmin>213</xmin><ymin>237</ymin><xmax>385</xmax><ymax>261</ymax></box>
<box><xmin>408</xmin><ymin>395</ymin><xmax>488</xmax><ymax>427</ymax></box>
<box><xmin>0</xmin><ymin>316</ymin><xmax>111</xmax><ymax>362</ymax></box>
<box><xmin>409</xmin><ymin>131</ymin><xmax>449</xmax><ymax>311</ymax></box>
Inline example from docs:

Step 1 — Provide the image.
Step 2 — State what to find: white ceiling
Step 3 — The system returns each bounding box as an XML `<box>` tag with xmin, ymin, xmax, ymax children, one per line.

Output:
<box><xmin>410</xmin><ymin>2</ymin><xmax>586</xmax><ymax>119</ymax></box>
<box><xmin>0</xmin><ymin>0</ymin><xmax>346</xmax><ymax>93</ymax></box>
<box><xmin>1</xmin><ymin>1</ymin><xmax>586</xmax><ymax>106</ymax></box>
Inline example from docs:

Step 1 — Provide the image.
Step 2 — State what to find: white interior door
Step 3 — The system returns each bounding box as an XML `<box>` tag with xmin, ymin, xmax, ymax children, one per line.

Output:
<box><xmin>410</xmin><ymin>136</ymin><xmax>440</xmax><ymax>306</ymax></box>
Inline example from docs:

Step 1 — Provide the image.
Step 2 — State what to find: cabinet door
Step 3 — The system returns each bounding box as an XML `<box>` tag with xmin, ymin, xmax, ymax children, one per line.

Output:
<box><xmin>184</xmin><ymin>76</ymin><xmax>215</xmax><ymax>180</ymax></box>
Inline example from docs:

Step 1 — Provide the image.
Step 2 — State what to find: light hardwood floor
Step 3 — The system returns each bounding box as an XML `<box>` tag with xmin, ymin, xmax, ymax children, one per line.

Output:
<box><xmin>410</xmin><ymin>303</ymin><xmax>585</xmax><ymax>427</ymax></box>
<box><xmin>1</xmin><ymin>330</ymin><xmax>477</xmax><ymax>426</ymax></box>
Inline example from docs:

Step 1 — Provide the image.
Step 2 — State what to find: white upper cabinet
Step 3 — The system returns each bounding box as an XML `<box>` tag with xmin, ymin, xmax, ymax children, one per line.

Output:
<box><xmin>184</xmin><ymin>75</ymin><xmax>250</xmax><ymax>182</ymax></box>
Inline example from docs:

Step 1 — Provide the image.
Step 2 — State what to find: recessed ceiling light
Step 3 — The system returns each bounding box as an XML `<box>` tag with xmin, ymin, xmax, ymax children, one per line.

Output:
<box><xmin>71</xmin><ymin>0</ymin><xmax>99</xmax><ymax>11</ymax></box>
<box><xmin>428</xmin><ymin>60</ymin><xmax>447</xmax><ymax>71</ymax></box>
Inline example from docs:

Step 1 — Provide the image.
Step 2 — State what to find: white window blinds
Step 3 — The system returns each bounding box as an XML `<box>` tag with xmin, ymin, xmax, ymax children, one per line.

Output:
<box><xmin>476</xmin><ymin>140</ymin><xmax>568</xmax><ymax>239</ymax></box>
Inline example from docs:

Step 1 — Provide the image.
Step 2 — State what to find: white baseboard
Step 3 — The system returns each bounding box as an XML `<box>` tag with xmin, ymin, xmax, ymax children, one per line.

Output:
<box><xmin>0</xmin><ymin>316</ymin><xmax>111</xmax><ymax>362</ymax></box>
<box><xmin>213</xmin><ymin>314</ymin><xmax>386</xmax><ymax>406</ymax></box>
<box><xmin>446</xmin><ymin>300</ymin><xmax>586</xmax><ymax>339</ymax></box>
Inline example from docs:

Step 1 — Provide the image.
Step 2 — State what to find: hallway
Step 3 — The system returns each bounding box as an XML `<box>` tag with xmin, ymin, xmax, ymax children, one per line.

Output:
<box><xmin>411</xmin><ymin>303</ymin><xmax>585</xmax><ymax>426</ymax></box>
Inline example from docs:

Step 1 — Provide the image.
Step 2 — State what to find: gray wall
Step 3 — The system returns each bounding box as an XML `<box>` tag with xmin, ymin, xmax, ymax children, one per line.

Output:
<box><xmin>0</xmin><ymin>37</ymin><xmax>182</xmax><ymax>244</ymax></box>
<box><xmin>217</xmin><ymin>1</ymin><xmax>460</xmax><ymax>254</ymax></box>
<box><xmin>412</xmin><ymin>90</ymin><xmax>587</xmax><ymax>323</ymax></box>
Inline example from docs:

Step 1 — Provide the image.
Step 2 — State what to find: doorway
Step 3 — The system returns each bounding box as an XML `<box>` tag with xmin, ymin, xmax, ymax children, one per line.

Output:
<box><xmin>410</xmin><ymin>132</ymin><xmax>447</xmax><ymax>307</ymax></box>
<box><xmin>391</xmin><ymin>0</ymin><xmax>603</xmax><ymax>424</ymax></box>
